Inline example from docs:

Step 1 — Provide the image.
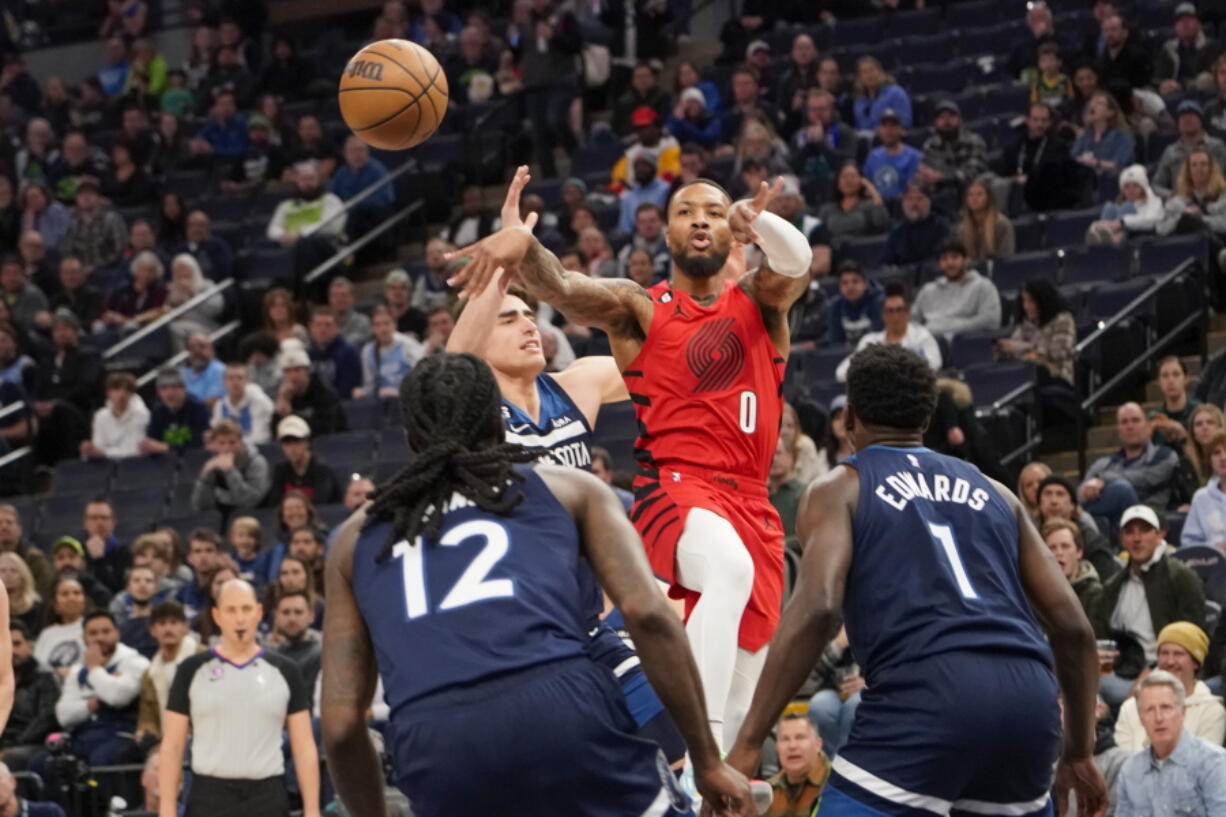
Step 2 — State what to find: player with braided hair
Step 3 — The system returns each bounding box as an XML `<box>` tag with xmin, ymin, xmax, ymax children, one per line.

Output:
<box><xmin>364</xmin><ymin>353</ymin><xmax>540</xmax><ymax>558</ymax></box>
<box><xmin>321</xmin><ymin>353</ymin><xmax>752</xmax><ymax>817</ymax></box>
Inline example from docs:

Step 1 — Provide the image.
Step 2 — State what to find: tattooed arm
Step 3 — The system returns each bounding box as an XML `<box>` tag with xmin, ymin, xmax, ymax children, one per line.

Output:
<box><xmin>449</xmin><ymin>227</ymin><xmax>653</xmax><ymax>341</ymax></box>
<box><xmin>518</xmin><ymin>239</ymin><xmax>654</xmax><ymax>340</ymax></box>
<box><xmin>320</xmin><ymin>509</ymin><xmax>388</xmax><ymax>817</ymax></box>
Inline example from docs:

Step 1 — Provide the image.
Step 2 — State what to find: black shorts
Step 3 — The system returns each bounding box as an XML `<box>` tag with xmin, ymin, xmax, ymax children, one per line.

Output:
<box><xmin>185</xmin><ymin>774</ymin><xmax>289</xmax><ymax>817</ymax></box>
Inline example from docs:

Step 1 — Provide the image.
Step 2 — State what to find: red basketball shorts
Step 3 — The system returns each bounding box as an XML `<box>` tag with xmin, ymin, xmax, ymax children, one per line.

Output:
<box><xmin>630</xmin><ymin>465</ymin><xmax>784</xmax><ymax>652</ymax></box>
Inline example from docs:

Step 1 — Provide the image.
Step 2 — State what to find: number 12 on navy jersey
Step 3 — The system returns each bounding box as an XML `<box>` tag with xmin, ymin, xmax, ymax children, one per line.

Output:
<box><xmin>393</xmin><ymin>520</ymin><xmax>515</xmax><ymax>619</ymax></box>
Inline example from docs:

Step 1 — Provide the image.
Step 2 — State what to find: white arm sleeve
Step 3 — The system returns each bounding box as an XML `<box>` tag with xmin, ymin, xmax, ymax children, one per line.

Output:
<box><xmin>752</xmin><ymin>210</ymin><xmax>813</xmax><ymax>278</ymax></box>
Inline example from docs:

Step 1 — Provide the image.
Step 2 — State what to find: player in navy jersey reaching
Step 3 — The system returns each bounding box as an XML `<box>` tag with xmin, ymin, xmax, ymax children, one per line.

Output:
<box><xmin>445</xmin><ymin>167</ymin><xmax>688</xmax><ymax>768</ymax></box>
<box><xmin>320</xmin><ymin>353</ymin><xmax>751</xmax><ymax>817</ymax></box>
<box><xmin>718</xmin><ymin>345</ymin><xmax>1107</xmax><ymax>817</ymax></box>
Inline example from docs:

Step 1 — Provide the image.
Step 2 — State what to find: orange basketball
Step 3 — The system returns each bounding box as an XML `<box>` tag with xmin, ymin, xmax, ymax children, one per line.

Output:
<box><xmin>338</xmin><ymin>39</ymin><xmax>449</xmax><ymax>151</ymax></box>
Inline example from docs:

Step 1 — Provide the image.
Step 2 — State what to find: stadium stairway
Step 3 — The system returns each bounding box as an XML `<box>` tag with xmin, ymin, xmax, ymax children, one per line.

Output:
<box><xmin>1044</xmin><ymin>312</ymin><xmax>1226</xmax><ymax>481</ymax></box>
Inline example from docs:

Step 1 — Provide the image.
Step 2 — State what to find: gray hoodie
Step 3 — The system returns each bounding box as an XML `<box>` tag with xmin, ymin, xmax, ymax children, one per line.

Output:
<box><xmin>913</xmin><ymin>269</ymin><xmax>1002</xmax><ymax>338</ymax></box>
<box><xmin>191</xmin><ymin>445</ymin><xmax>270</xmax><ymax>511</ymax></box>
<box><xmin>1183</xmin><ymin>476</ymin><xmax>1226</xmax><ymax>548</ymax></box>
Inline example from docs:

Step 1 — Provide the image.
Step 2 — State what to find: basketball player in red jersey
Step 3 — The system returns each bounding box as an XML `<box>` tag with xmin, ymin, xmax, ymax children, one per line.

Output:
<box><xmin>449</xmin><ymin>168</ymin><xmax>812</xmax><ymax>751</ymax></box>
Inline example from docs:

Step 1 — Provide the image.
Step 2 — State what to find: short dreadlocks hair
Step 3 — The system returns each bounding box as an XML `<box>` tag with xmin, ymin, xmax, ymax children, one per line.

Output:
<box><xmin>365</xmin><ymin>353</ymin><xmax>538</xmax><ymax>559</ymax></box>
<box><xmin>846</xmin><ymin>343</ymin><xmax>936</xmax><ymax>431</ymax></box>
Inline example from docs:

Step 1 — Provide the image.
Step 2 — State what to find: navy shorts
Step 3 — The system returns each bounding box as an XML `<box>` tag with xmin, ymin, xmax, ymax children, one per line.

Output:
<box><xmin>822</xmin><ymin>651</ymin><xmax>1060</xmax><ymax>817</ymax></box>
<box><xmin>590</xmin><ymin>624</ymin><xmax>687</xmax><ymax>765</ymax></box>
<box><xmin>387</xmin><ymin>657</ymin><xmax>694</xmax><ymax>817</ymax></box>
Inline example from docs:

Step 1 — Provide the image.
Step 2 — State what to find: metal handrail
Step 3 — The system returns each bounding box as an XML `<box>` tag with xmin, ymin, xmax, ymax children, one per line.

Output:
<box><xmin>0</xmin><ymin>445</ymin><xmax>30</xmax><ymax>470</ymax></box>
<box><xmin>103</xmin><ymin>280</ymin><xmax>235</xmax><ymax>361</ymax></box>
<box><xmin>302</xmin><ymin>200</ymin><xmax>421</xmax><ymax>285</ymax></box>
<box><xmin>1074</xmin><ymin>261</ymin><xmax>1206</xmax><ymax>474</ymax></box>
<box><xmin>309</xmin><ymin>155</ymin><xmax>418</xmax><ymax>239</ymax></box>
<box><xmin>135</xmin><ymin>320</ymin><xmax>241</xmax><ymax>388</ymax></box>
<box><xmin>1074</xmin><ymin>259</ymin><xmax>1196</xmax><ymax>354</ymax></box>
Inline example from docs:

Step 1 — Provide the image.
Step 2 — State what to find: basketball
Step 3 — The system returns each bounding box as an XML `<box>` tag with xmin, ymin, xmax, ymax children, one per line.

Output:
<box><xmin>338</xmin><ymin>39</ymin><xmax>449</xmax><ymax>151</ymax></box>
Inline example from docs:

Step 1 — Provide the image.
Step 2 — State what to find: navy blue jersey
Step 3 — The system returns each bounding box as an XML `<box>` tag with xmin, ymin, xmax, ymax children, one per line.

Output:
<box><xmin>842</xmin><ymin>445</ymin><xmax>1051</xmax><ymax>685</ymax></box>
<box><xmin>352</xmin><ymin>466</ymin><xmax>588</xmax><ymax>712</ymax></box>
<box><xmin>502</xmin><ymin>373</ymin><xmax>593</xmax><ymax>470</ymax></box>
<box><xmin>502</xmin><ymin>371</ymin><xmax>603</xmax><ymax>628</ymax></box>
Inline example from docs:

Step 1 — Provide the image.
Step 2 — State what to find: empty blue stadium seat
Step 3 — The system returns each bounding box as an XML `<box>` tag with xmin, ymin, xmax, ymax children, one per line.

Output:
<box><xmin>1137</xmin><ymin>234</ymin><xmax>1208</xmax><ymax>276</ymax></box>
<box><xmin>839</xmin><ymin>235</ymin><xmax>889</xmax><ymax>269</ymax></box>
<box><xmin>237</xmin><ymin>246</ymin><xmax>294</xmax><ymax>283</ymax></box>
<box><xmin>907</xmin><ymin>62</ymin><xmax>968</xmax><ymax>95</ymax></box>
<box><xmin>54</xmin><ymin>458</ymin><xmax>114</xmax><ymax>498</ymax></box>
<box><xmin>1044</xmin><ymin>207</ymin><xmax>1099</xmax><ymax>249</ymax></box>
<box><xmin>316</xmin><ymin>503</ymin><xmax>353</xmax><ymax>532</ymax></box>
<box><xmin>958</xmin><ymin>21</ymin><xmax>1022</xmax><ymax>58</ymax></box>
<box><xmin>947</xmin><ymin>0</ymin><xmax>1000</xmax><ymax>29</ymax></box>
<box><xmin>1012</xmin><ymin>215</ymin><xmax>1045</xmax><ymax>252</ymax></box>
<box><xmin>979</xmin><ymin>83</ymin><xmax>1029</xmax><ymax>118</ymax></box>
<box><xmin>894</xmin><ymin>32</ymin><xmax>955</xmax><ymax>67</ymax></box>
<box><xmin>887</xmin><ymin>6</ymin><xmax>943</xmax><ymax>36</ymax></box>
<box><xmin>946</xmin><ymin>329</ymin><xmax>1003</xmax><ymax>370</ymax></box>
<box><xmin>963</xmin><ymin>361</ymin><xmax>1037</xmax><ymax>406</ymax></box>
<box><xmin>791</xmin><ymin>346</ymin><xmax>849</xmax><ymax>385</ymax></box>
<box><xmin>832</xmin><ymin>16</ymin><xmax>885</xmax><ymax>46</ymax></box>
<box><xmin>991</xmin><ymin>250</ymin><xmax>1058</xmax><ymax>292</ymax></box>
<box><xmin>343</xmin><ymin>398</ymin><xmax>383</xmax><ymax>431</ymax></box>
<box><xmin>1059</xmin><ymin>245</ymin><xmax>1131</xmax><ymax>285</ymax></box>
<box><xmin>1085</xmin><ymin>277</ymin><xmax>1157</xmax><ymax>320</ymax></box>
<box><xmin>114</xmin><ymin>455</ymin><xmax>177</xmax><ymax>489</ymax></box>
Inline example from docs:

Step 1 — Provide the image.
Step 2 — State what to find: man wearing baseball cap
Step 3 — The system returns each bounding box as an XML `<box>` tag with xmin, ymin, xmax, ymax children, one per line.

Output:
<box><xmin>272</xmin><ymin>345</ymin><xmax>346</xmax><ymax>437</ymax></box>
<box><xmin>612</xmin><ymin>62</ymin><xmax>669</xmax><ymax>139</ymax></box>
<box><xmin>1151</xmin><ymin>97</ymin><xmax>1226</xmax><ymax>195</ymax></box>
<box><xmin>917</xmin><ymin>98</ymin><xmax>988</xmax><ymax>195</ymax></box>
<box><xmin>613</xmin><ymin>103</ymin><xmax>681</xmax><ymax>192</ymax></box>
<box><xmin>1096</xmin><ymin>505</ymin><xmax>1206</xmax><ymax>706</ymax></box>
<box><xmin>267</xmin><ymin>415</ymin><xmax>341</xmax><ymax>507</ymax></box>
<box><xmin>862</xmin><ymin>109</ymin><xmax>922</xmax><ymax>200</ymax></box>
<box><xmin>1155</xmin><ymin>3</ymin><xmax>1223</xmax><ymax>98</ymax></box>
<box><xmin>1114</xmin><ymin>621</ymin><xmax>1225</xmax><ymax>751</ymax></box>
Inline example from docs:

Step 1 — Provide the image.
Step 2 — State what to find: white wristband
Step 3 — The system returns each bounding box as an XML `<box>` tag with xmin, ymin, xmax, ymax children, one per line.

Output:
<box><xmin>751</xmin><ymin>210</ymin><xmax>812</xmax><ymax>278</ymax></box>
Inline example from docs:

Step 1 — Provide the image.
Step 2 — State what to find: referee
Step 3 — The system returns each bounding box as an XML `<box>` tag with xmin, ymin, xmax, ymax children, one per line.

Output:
<box><xmin>158</xmin><ymin>579</ymin><xmax>320</xmax><ymax>817</ymax></box>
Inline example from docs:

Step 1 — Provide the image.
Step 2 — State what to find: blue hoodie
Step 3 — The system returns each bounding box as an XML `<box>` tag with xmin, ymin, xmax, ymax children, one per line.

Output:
<box><xmin>827</xmin><ymin>282</ymin><xmax>884</xmax><ymax>346</ymax></box>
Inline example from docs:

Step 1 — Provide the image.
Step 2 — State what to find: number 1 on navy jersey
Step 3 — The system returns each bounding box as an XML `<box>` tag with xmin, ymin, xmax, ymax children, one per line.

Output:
<box><xmin>928</xmin><ymin>522</ymin><xmax>979</xmax><ymax>600</ymax></box>
<box><xmin>393</xmin><ymin>520</ymin><xmax>516</xmax><ymax>619</ymax></box>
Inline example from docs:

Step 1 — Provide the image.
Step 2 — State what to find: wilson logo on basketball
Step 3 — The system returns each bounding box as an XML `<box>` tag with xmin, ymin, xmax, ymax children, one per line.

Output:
<box><xmin>685</xmin><ymin>318</ymin><xmax>745</xmax><ymax>392</ymax></box>
<box><xmin>346</xmin><ymin>60</ymin><xmax>385</xmax><ymax>81</ymax></box>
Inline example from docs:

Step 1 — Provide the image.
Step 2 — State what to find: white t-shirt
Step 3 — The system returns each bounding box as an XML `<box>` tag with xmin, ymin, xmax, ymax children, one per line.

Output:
<box><xmin>34</xmin><ymin>619</ymin><xmax>84</xmax><ymax>673</ymax></box>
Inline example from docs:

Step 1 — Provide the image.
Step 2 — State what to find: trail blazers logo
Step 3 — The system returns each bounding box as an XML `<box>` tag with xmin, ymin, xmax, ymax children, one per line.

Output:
<box><xmin>685</xmin><ymin>317</ymin><xmax>745</xmax><ymax>392</ymax></box>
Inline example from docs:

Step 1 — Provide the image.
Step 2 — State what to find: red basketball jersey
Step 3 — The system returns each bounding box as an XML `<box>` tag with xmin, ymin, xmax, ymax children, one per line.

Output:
<box><xmin>625</xmin><ymin>280</ymin><xmax>786</xmax><ymax>482</ymax></box>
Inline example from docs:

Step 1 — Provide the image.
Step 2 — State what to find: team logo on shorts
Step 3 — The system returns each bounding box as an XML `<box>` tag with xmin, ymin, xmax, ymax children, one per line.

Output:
<box><xmin>655</xmin><ymin>749</ymin><xmax>690</xmax><ymax>811</ymax></box>
<box><xmin>685</xmin><ymin>318</ymin><xmax>745</xmax><ymax>392</ymax></box>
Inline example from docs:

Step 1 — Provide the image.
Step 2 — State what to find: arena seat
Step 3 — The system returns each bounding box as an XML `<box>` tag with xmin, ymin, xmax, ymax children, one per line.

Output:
<box><xmin>962</xmin><ymin>361</ymin><xmax>1037</xmax><ymax>406</ymax></box>
<box><xmin>1084</xmin><ymin>277</ymin><xmax>1158</xmax><ymax>321</ymax></box>
<box><xmin>1138</xmin><ymin>234</ymin><xmax>1209</xmax><ymax>276</ymax></box>
<box><xmin>1059</xmin><ymin>245</ymin><xmax>1131</xmax><ymax>286</ymax></box>
<box><xmin>1043</xmin><ymin>208</ymin><xmax>1099</xmax><ymax>249</ymax></box>
<box><xmin>990</xmin><ymin>250</ymin><xmax>1057</xmax><ymax>292</ymax></box>
<box><xmin>1011</xmin><ymin>215</ymin><xmax>1045</xmax><ymax>252</ymax></box>
<box><xmin>53</xmin><ymin>458</ymin><xmax>114</xmax><ymax>499</ymax></box>
<box><xmin>945</xmin><ymin>329</ymin><xmax>1001</xmax><ymax>371</ymax></box>
<box><xmin>114</xmin><ymin>455</ymin><xmax>177</xmax><ymax>490</ymax></box>
<box><xmin>343</xmin><ymin>398</ymin><xmax>384</xmax><ymax>431</ymax></box>
<box><xmin>838</xmin><ymin>235</ymin><xmax>889</xmax><ymax>270</ymax></box>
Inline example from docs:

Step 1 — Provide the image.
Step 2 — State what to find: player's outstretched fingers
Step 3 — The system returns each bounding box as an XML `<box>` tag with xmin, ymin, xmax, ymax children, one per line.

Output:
<box><xmin>501</xmin><ymin>165</ymin><xmax>532</xmax><ymax>228</ymax></box>
<box><xmin>751</xmin><ymin>177</ymin><xmax>784</xmax><ymax>214</ymax></box>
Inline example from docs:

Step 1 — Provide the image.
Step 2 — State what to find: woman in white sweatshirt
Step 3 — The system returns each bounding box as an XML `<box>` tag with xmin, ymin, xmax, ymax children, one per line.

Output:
<box><xmin>80</xmin><ymin>371</ymin><xmax>150</xmax><ymax>460</ymax></box>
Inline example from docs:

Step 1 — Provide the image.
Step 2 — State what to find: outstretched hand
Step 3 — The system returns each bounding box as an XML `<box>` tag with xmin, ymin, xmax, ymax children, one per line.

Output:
<box><xmin>446</xmin><ymin>166</ymin><xmax>539</xmax><ymax>299</ymax></box>
<box><xmin>729</xmin><ymin>178</ymin><xmax>783</xmax><ymax>246</ymax></box>
<box><xmin>500</xmin><ymin>164</ymin><xmax>539</xmax><ymax>232</ymax></box>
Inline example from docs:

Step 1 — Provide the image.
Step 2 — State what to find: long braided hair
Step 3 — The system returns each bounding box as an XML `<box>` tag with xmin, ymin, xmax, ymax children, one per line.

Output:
<box><xmin>367</xmin><ymin>353</ymin><xmax>539</xmax><ymax>560</ymax></box>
